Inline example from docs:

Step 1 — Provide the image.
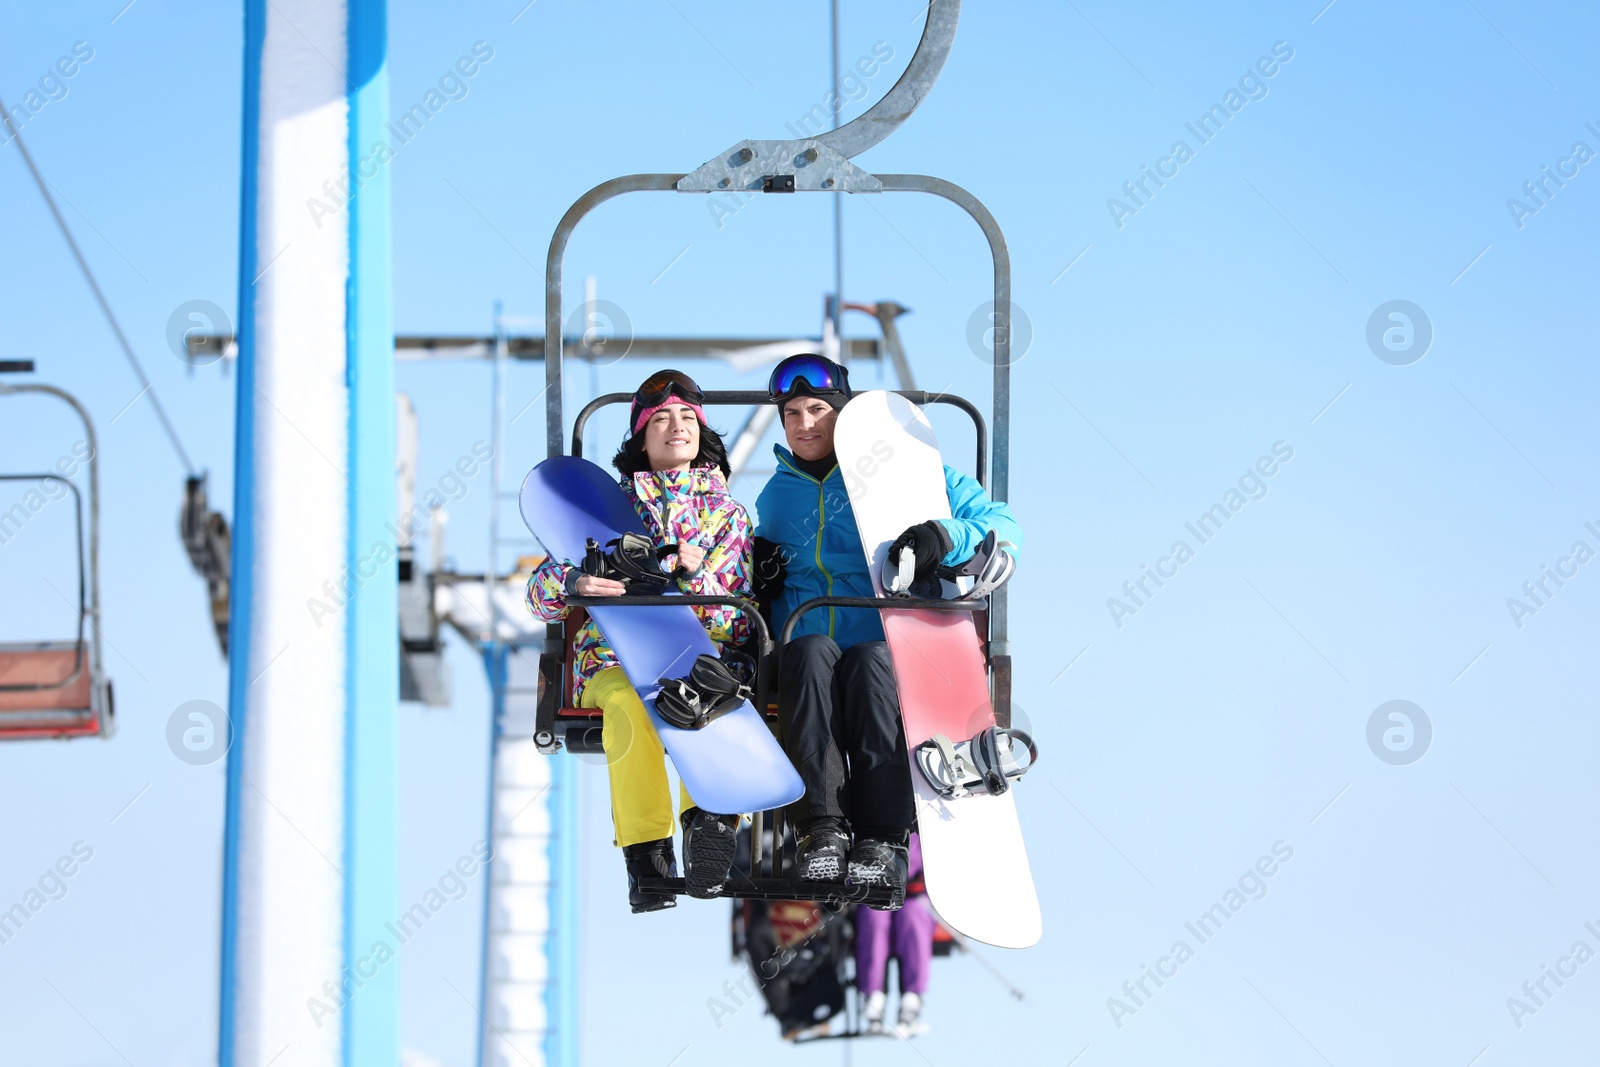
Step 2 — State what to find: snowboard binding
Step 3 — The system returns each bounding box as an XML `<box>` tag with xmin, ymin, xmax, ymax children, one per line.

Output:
<box><xmin>654</xmin><ymin>650</ymin><xmax>757</xmax><ymax>730</ymax></box>
<box><xmin>886</xmin><ymin>528</ymin><xmax>1016</xmax><ymax>601</ymax></box>
<box><xmin>581</xmin><ymin>532</ymin><xmax>683</xmax><ymax>594</ymax></box>
<box><xmin>914</xmin><ymin>726</ymin><xmax>1037</xmax><ymax>799</ymax></box>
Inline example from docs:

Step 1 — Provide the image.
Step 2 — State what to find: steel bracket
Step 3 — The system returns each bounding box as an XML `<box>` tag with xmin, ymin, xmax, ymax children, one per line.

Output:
<box><xmin>676</xmin><ymin>139</ymin><xmax>882</xmax><ymax>194</ymax></box>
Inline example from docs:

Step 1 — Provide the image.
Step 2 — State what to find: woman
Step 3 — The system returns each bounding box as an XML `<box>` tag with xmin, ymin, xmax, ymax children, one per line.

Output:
<box><xmin>526</xmin><ymin>369</ymin><xmax>753</xmax><ymax>912</ymax></box>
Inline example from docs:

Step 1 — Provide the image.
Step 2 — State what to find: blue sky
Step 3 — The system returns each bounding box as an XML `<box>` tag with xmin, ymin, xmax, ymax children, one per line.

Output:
<box><xmin>2</xmin><ymin>1</ymin><xmax>1598</xmax><ymax>1064</ymax></box>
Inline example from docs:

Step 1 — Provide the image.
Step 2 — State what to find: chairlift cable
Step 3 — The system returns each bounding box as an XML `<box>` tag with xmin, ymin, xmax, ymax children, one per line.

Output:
<box><xmin>0</xmin><ymin>93</ymin><xmax>197</xmax><ymax>475</ymax></box>
<box><xmin>949</xmin><ymin>930</ymin><xmax>1026</xmax><ymax>1000</ymax></box>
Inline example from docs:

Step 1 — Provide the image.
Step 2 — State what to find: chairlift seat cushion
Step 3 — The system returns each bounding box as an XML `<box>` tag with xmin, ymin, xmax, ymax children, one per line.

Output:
<box><xmin>0</xmin><ymin>642</ymin><xmax>91</xmax><ymax>712</ymax></box>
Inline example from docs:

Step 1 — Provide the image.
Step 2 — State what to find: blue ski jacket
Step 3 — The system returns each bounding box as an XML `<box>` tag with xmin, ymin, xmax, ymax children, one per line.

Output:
<box><xmin>754</xmin><ymin>444</ymin><xmax>1023</xmax><ymax>650</ymax></box>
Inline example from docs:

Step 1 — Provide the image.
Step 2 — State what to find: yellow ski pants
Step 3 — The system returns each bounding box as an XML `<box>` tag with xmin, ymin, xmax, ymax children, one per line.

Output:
<box><xmin>582</xmin><ymin>666</ymin><xmax>695</xmax><ymax>847</ymax></box>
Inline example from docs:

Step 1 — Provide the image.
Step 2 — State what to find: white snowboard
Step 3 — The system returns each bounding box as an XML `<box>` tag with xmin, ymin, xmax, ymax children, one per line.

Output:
<box><xmin>834</xmin><ymin>390</ymin><xmax>1041</xmax><ymax>950</ymax></box>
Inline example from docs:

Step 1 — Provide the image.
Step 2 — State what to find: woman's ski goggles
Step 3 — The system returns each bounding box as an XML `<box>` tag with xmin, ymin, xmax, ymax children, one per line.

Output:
<box><xmin>767</xmin><ymin>354</ymin><xmax>850</xmax><ymax>402</ymax></box>
<box><xmin>635</xmin><ymin>369</ymin><xmax>704</xmax><ymax>408</ymax></box>
<box><xmin>631</xmin><ymin>370</ymin><xmax>706</xmax><ymax>434</ymax></box>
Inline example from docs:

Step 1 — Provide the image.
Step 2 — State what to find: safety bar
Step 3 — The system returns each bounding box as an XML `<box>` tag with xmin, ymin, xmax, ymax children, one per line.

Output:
<box><xmin>778</xmin><ymin>592</ymin><xmax>1008</xmax><ymax>729</ymax></box>
<box><xmin>566</xmin><ymin>592</ymin><xmax>769</xmax><ymax>651</ymax></box>
<box><xmin>571</xmin><ymin>389</ymin><xmax>989</xmax><ymax>489</ymax></box>
<box><xmin>778</xmin><ymin>594</ymin><xmax>983</xmax><ymax>649</ymax></box>
<box><xmin>565</xmin><ymin>593</ymin><xmax>773</xmax><ymax>714</ymax></box>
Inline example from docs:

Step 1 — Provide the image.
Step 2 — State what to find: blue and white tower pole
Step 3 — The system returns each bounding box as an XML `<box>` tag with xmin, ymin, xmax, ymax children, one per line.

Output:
<box><xmin>221</xmin><ymin>1</ymin><xmax>398</xmax><ymax>1063</ymax></box>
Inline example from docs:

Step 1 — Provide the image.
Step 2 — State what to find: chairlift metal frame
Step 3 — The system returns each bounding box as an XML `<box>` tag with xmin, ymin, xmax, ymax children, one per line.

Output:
<box><xmin>0</xmin><ymin>379</ymin><xmax>113</xmax><ymax>739</ymax></box>
<box><xmin>531</xmin><ymin>0</ymin><xmax>1010</xmax><ymax>897</ymax></box>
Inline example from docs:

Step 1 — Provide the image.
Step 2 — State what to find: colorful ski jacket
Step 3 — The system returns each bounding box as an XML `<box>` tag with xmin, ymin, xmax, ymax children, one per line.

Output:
<box><xmin>526</xmin><ymin>465</ymin><xmax>753</xmax><ymax>701</ymax></box>
<box><xmin>753</xmin><ymin>445</ymin><xmax>1023</xmax><ymax>651</ymax></box>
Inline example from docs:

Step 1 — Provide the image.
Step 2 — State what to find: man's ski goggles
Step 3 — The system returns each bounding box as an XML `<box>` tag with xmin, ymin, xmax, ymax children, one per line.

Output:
<box><xmin>767</xmin><ymin>354</ymin><xmax>850</xmax><ymax>402</ymax></box>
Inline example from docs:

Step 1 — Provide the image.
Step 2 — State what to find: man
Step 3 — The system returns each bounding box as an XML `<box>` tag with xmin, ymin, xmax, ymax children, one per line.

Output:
<box><xmin>753</xmin><ymin>354</ymin><xmax>1022</xmax><ymax>906</ymax></box>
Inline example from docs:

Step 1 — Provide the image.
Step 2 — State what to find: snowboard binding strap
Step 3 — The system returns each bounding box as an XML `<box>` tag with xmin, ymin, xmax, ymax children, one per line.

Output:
<box><xmin>886</xmin><ymin>528</ymin><xmax>1016</xmax><ymax>601</ymax></box>
<box><xmin>655</xmin><ymin>650</ymin><xmax>756</xmax><ymax>730</ymax></box>
<box><xmin>946</xmin><ymin>529</ymin><xmax>1017</xmax><ymax>601</ymax></box>
<box><xmin>582</xmin><ymin>532</ymin><xmax>683</xmax><ymax>594</ymax></box>
<box><xmin>915</xmin><ymin>726</ymin><xmax>1037</xmax><ymax>799</ymax></box>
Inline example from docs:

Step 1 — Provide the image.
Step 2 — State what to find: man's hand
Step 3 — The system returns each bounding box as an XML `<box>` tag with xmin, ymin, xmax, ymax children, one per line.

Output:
<box><xmin>752</xmin><ymin>536</ymin><xmax>787</xmax><ymax>602</ymax></box>
<box><xmin>675</xmin><ymin>542</ymin><xmax>707</xmax><ymax>574</ymax></box>
<box><xmin>887</xmin><ymin>520</ymin><xmax>953</xmax><ymax>580</ymax></box>
<box><xmin>573</xmin><ymin>574</ymin><xmax>627</xmax><ymax>597</ymax></box>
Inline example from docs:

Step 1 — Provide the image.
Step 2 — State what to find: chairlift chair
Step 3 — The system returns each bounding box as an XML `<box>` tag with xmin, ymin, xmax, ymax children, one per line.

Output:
<box><xmin>528</xmin><ymin>0</ymin><xmax>1011</xmax><ymax>901</ymax></box>
<box><xmin>0</xmin><ymin>377</ymin><xmax>113</xmax><ymax>740</ymax></box>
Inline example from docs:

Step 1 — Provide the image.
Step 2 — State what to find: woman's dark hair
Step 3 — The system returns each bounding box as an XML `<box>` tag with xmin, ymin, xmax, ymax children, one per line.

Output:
<box><xmin>612</xmin><ymin>417</ymin><xmax>731</xmax><ymax>478</ymax></box>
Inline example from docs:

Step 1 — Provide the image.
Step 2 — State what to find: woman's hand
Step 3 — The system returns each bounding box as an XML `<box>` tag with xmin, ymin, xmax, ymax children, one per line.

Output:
<box><xmin>675</xmin><ymin>542</ymin><xmax>707</xmax><ymax>574</ymax></box>
<box><xmin>573</xmin><ymin>574</ymin><xmax>627</xmax><ymax>597</ymax></box>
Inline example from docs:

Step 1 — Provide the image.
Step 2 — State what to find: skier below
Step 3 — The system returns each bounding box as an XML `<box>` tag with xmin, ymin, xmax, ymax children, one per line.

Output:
<box><xmin>526</xmin><ymin>369</ymin><xmax>752</xmax><ymax>912</ymax></box>
<box><xmin>752</xmin><ymin>353</ymin><xmax>1023</xmax><ymax>906</ymax></box>
<box><xmin>855</xmin><ymin>834</ymin><xmax>935</xmax><ymax>1035</ymax></box>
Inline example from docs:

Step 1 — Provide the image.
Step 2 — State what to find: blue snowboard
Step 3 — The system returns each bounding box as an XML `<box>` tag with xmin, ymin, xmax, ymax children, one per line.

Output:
<box><xmin>520</xmin><ymin>456</ymin><xmax>804</xmax><ymax>815</ymax></box>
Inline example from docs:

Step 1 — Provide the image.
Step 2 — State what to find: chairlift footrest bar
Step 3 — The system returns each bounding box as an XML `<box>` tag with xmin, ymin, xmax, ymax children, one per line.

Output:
<box><xmin>637</xmin><ymin>875</ymin><xmax>898</xmax><ymax>906</ymax></box>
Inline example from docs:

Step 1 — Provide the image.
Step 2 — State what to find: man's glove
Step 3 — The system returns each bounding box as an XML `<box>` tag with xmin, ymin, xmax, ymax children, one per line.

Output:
<box><xmin>887</xmin><ymin>520</ymin><xmax>953</xmax><ymax>580</ymax></box>
<box><xmin>751</xmin><ymin>536</ymin><xmax>788</xmax><ymax>603</ymax></box>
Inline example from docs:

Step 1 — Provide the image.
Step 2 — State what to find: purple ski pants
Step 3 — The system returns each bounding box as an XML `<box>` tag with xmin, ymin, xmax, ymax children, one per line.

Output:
<box><xmin>855</xmin><ymin>894</ymin><xmax>936</xmax><ymax>996</ymax></box>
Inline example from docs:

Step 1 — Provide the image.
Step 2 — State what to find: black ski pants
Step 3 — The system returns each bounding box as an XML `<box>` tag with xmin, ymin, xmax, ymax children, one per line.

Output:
<box><xmin>778</xmin><ymin>634</ymin><xmax>914</xmax><ymax>833</ymax></box>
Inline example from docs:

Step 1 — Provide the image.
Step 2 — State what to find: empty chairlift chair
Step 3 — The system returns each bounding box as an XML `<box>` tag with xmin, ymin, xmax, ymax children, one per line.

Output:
<box><xmin>0</xmin><ymin>377</ymin><xmax>113</xmax><ymax>740</ymax></box>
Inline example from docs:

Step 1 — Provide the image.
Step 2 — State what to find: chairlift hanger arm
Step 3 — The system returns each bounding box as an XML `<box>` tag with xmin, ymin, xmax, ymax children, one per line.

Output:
<box><xmin>542</xmin><ymin>176</ymin><xmax>1008</xmax><ymax>473</ymax></box>
<box><xmin>816</xmin><ymin>0</ymin><xmax>960</xmax><ymax>160</ymax></box>
<box><xmin>675</xmin><ymin>0</ymin><xmax>958</xmax><ymax>194</ymax></box>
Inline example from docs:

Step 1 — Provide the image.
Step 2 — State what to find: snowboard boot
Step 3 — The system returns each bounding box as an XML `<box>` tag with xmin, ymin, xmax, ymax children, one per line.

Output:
<box><xmin>897</xmin><ymin>991</ymin><xmax>923</xmax><ymax>1034</ymax></box>
<box><xmin>794</xmin><ymin>819</ymin><xmax>850</xmax><ymax>882</ymax></box>
<box><xmin>863</xmin><ymin>990</ymin><xmax>887</xmax><ymax>1034</ymax></box>
<box><xmin>622</xmin><ymin>837</ymin><xmax>678</xmax><ymax>914</ymax></box>
<box><xmin>680</xmin><ymin>807</ymin><xmax>739</xmax><ymax>899</ymax></box>
<box><xmin>848</xmin><ymin>832</ymin><xmax>908</xmax><ymax>910</ymax></box>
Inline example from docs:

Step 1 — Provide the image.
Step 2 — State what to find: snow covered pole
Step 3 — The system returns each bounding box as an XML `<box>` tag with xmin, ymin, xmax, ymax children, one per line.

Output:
<box><xmin>221</xmin><ymin>1</ymin><xmax>398</xmax><ymax>1063</ymax></box>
